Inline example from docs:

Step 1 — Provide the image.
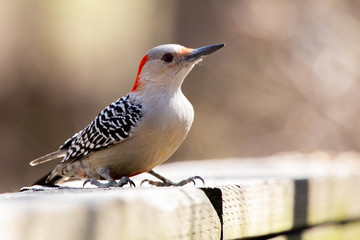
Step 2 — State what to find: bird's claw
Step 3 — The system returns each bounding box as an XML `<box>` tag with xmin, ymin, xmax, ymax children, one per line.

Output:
<box><xmin>176</xmin><ymin>176</ymin><xmax>205</xmax><ymax>186</ymax></box>
<box><xmin>141</xmin><ymin>176</ymin><xmax>205</xmax><ymax>187</ymax></box>
<box><xmin>119</xmin><ymin>177</ymin><xmax>136</xmax><ymax>187</ymax></box>
<box><xmin>83</xmin><ymin>176</ymin><xmax>135</xmax><ymax>188</ymax></box>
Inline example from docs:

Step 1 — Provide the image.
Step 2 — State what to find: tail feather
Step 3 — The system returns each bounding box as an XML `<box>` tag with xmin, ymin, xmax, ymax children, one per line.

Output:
<box><xmin>30</xmin><ymin>149</ymin><xmax>67</xmax><ymax>166</ymax></box>
<box><xmin>32</xmin><ymin>171</ymin><xmax>62</xmax><ymax>187</ymax></box>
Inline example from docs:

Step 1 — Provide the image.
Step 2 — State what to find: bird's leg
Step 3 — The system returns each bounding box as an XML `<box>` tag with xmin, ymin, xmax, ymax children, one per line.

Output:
<box><xmin>83</xmin><ymin>168</ymin><xmax>135</xmax><ymax>188</ymax></box>
<box><xmin>141</xmin><ymin>169</ymin><xmax>204</xmax><ymax>187</ymax></box>
<box><xmin>145</xmin><ymin>170</ymin><xmax>175</xmax><ymax>186</ymax></box>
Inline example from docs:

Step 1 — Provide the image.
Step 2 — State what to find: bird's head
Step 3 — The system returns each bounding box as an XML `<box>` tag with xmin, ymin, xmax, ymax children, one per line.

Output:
<box><xmin>131</xmin><ymin>43</ymin><xmax>224</xmax><ymax>93</ymax></box>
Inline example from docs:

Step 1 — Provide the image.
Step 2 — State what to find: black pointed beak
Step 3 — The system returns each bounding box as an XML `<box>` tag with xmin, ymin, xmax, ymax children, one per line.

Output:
<box><xmin>184</xmin><ymin>43</ymin><xmax>225</xmax><ymax>62</ymax></box>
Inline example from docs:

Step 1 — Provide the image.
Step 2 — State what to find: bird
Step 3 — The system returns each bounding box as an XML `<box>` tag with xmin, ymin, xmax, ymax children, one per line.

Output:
<box><xmin>29</xmin><ymin>43</ymin><xmax>225</xmax><ymax>188</ymax></box>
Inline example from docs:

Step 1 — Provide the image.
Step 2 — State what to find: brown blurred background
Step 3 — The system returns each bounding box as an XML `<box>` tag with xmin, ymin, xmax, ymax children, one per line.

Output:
<box><xmin>1</xmin><ymin>0</ymin><xmax>360</xmax><ymax>193</ymax></box>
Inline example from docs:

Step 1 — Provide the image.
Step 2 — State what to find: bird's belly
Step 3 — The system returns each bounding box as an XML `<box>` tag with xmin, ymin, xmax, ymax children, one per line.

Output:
<box><xmin>82</xmin><ymin>95</ymin><xmax>194</xmax><ymax>179</ymax></box>
<box><xmin>83</xmin><ymin>120</ymin><xmax>190</xmax><ymax>179</ymax></box>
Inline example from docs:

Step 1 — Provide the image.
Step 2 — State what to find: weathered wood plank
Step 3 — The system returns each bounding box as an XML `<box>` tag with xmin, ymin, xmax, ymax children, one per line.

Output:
<box><xmin>268</xmin><ymin>221</ymin><xmax>360</xmax><ymax>240</ymax></box>
<box><xmin>0</xmin><ymin>188</ymin><xmax>221</xmax><ymax>240</ymax></box>
<box><xmin>1</xmin><ymin>152</ymin><xmax>360</xmax><ymax>240</ymax></box>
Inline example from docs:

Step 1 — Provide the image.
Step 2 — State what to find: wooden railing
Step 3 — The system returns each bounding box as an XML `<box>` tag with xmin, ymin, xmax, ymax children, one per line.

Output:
<box><xmin>1</xmin><ymin>152</ymin><xmax>360</xmax><ymax>240</ymax></box>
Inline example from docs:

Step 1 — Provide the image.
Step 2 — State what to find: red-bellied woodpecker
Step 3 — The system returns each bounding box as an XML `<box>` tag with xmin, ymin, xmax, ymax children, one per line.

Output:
<box><xmin>30</xmin><ymin>43</ymin><xmax>224</xmax><ymax>188</ymax></box>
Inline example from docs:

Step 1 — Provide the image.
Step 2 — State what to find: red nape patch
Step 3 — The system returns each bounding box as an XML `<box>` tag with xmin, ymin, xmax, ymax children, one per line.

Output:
<box><xmin>131</xmin><ymin>55</ymin><xmax>148</xmax><ymax>92</ymax></box>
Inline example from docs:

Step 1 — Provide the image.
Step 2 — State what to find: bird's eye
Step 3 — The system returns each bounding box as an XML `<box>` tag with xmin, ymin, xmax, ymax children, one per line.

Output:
<box><xmin>161</xmin><ymin>53</ymin><xmax>174</xmax><ymax>63</ymax></box>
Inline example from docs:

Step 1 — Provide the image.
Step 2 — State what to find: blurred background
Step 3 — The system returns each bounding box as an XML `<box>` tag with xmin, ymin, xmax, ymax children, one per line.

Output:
<box><xmin>1</xmin><ymin>0</ymin><xmax>360</xmax><ymax>193</ymax></box>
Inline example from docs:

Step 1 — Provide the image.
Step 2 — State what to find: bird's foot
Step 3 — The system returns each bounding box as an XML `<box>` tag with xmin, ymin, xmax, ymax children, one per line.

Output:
<box><xmin>83</xmin><ymin>176</ymin><xmax>135</xmax><ymax>188</ymax></box>
<box><xmin>141</xmin><ymin>170</ymin><xmax>205</xmax><ymax>187</ymax></box>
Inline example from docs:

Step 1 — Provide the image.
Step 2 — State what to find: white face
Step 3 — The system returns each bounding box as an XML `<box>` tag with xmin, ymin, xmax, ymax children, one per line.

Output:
<box><xmin>137</xmin><ymin>44</ymin><xmax>197</xmax><ymax>91</ymax></box>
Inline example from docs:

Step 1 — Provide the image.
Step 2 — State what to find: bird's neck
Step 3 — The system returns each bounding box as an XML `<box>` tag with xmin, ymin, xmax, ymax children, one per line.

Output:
<box><xmin>132</xmin><ymin>83</ymin><xmax>185</xmax><ymax>106</ymax></box>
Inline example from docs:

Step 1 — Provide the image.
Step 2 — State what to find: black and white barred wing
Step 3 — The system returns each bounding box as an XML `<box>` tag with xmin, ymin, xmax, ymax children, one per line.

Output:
<box><xmin>60</xmin><ymin>94</ymin><xmax>142</xmax><ymax>162</ymax></box>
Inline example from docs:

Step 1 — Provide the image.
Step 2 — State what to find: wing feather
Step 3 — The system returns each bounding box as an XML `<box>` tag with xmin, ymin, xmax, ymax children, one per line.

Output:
<box><xmin>60</xmin><ymin>94</ymin><xmax>142</xmax><ymax>162</ymax></box>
